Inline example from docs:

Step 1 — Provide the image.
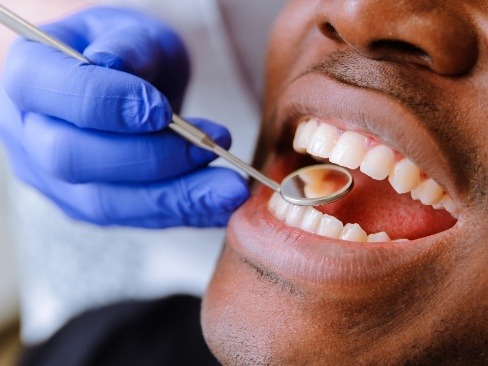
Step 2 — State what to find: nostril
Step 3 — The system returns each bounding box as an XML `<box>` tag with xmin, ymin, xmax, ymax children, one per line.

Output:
<box><xmin>320</xmin><ymin>22</ymin><xmax>342</xmax><ymax>42</ymax></box>
<box><xmin>369</xmin><ymin>40</ymin><xmax>432</xmax><ymax>67</ymax></box>
<box><xmin>371</xmin><ymin>40</ymin><xmax>429</xmax><ymax>59</ymax></box>
<box><xmin>316</xmin><ymin>0</ymin><xmax>478</xmax><ymax>76</ymax></box>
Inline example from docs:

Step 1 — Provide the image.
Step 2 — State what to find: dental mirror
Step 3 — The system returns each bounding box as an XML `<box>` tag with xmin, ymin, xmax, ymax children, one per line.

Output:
<box><xmin>0</xmin><ymin>4</ymin><xmax>354</xmax><ymax>207</ymax></box>
<box><xmin>280</xmin><ymin>164</ymin><xmax>353</xmax><ymax>206</ymax></box>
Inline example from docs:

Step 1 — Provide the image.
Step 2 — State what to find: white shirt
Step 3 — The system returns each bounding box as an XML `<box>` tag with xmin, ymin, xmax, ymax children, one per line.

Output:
<box><xmin>6</xmin><ymin>0</ymin><xmax>286</xmax><ymax>344</ymax></box>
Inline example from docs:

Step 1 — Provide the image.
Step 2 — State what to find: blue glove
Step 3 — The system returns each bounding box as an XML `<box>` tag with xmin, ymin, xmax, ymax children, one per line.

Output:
<box><xmin>0</xmin><ymin>6</ymin><xmax>249</xmax><ymax>228</ymax></box>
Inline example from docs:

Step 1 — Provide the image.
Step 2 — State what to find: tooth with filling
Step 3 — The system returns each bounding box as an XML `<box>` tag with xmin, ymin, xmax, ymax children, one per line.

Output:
<box><xmin>286</xmin><ymin>205</ymin><xmax>307</xmax><ymax>227</ymax></box>
<box><xmin>300</xmin><ymin>207</ymin><xmax>322</xmax><ymax>233</ymax></box>
<box><xmin>388</xmin><ymin>158</ymin><xmax>420</xmax><ymax>194</ymax></box>
<box><xmin>367</xmin><ymin>232</ymin><xmax>391</xmax><ymax>242</ymax></box>
<box><xmin>329</xmin><ymin>131</ymin><xmax>368</xmax><ymax>169</ymax></box>
<box><xmin>293</xmin><ymin>120</ymin><xmax>318</xmax><ymax>153</ymax></box>
<box><xmin>411</xmin><ymin>178</ymin><xmax>444</xmax><ymax>205</ymax></box>
<box><xmin>341</xmin><ymin>223</ymin><xmax>368</xmax><ymax>242</ymax></box>
<box><xmin>306</xmin><ymin>123</ymin><xmax>340</xmax><ymax>158</ymax></box>
<box><xmin>360</xmin><ymin>145</ymin><xmax>395</xmax><ymax>180</ymax></box>
<box><xmin>317</xmin><ymin>215</ymin><xmax>344</xmax><ymax>239</ymax></box>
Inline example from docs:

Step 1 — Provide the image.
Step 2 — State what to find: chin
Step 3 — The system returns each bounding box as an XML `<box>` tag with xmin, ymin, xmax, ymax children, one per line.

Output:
<box><xmin>202</xmin><ymin>203</ymin><xmax>487</xmax><ymax>365</ymax></box>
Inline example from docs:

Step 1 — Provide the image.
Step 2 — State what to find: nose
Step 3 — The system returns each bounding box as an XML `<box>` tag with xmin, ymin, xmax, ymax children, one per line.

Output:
<box><xmin>316</xmin><ymin>0</ymin><xmax>478</xmax><ymax>75</ymax></box>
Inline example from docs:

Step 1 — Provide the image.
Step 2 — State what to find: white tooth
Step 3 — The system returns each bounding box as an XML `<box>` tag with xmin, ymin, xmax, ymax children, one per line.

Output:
<box><xmin>300</xmin><ymin>207</ymin><xmax>322</xmax><ymax>233</ymax></box>
<box><xmin>411</xmin><ymin>189</ymin><xmax>419</xmax><ymax>201</ymax></box>
<box><xmin>432</xmin><ymin>202</ymin><xmax>443</xmax><ymax>210</ymax></box>
<box><xmin>317</xmin><ymin>214</ymin><xmax>344</xmax><ymax>239</ymax></box>
<box><xmin>293</xmin><ymin>120</ymin><xmax>318</xmax><ymax>153</ymax></box>
<box><xmin>285</xmin><ymin>205</ymin><xmax>306</xmax><ymax>227</ymax></box>
<box><xmin>367</xmin><ymin>232</ymin><xmax>391</xmax><ymax>242</ymax></box>
<box><xmin>275</xmin><ymin>196</ymin><xmax>291</xmax><ymax>220</ymax></box>
<box><xmin>388</xmin><ymin>159</ymin><xmax>420</xmax><ymax>194</ymax></box>
<box><xmin>329</xmin><ymin>131</ymin><xmax>368</xmax><ymax>169</ymax></box>
<box><xmin>307</xmin><ymin>123</ymin><xmax>339</xmax><ymax>158</ymax></box>
<box><xmin>360</xmin><ymin>145</ymin><xmax>395</xmax><ymax>180</ymax></box>
<box><xmin>411</xmin><ymin>178</ymin><xmax>444</xmax><ymax>205</ymax></box>
<box><xmin>439</xmin><ymin>195</ymin><xmax>459</xmax><ymax>217</ymax></box>
<box><xmin>340</xmin><ymin>223</ymin><xmax>367</xmax><ymax>242</ymax></box>
<box><xmin>293</xmin><ymin>122</ymin><xmax>307</xmax><ymax>153</ymax></box>
<box><xmin>268</xmin><ymin>192</ymin><xmax>280</xmax><ymax>211</ymax></box>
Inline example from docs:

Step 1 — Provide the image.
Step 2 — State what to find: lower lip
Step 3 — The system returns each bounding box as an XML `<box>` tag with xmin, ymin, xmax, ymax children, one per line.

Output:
<box><xmin>227</xmin><ymin>187</ymin><xmax>452</xmax><ymax>287</ymax></box>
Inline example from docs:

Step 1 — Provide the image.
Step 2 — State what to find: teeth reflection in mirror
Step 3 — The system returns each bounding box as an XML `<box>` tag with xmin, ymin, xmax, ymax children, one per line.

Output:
<box><xmin>300</xmin><ymin>207</ymin><xmax>322</xmax><ymax>233</ymax></box>
<box><xmin>388</xmin><ymin>158</ymin><xmax>420</xmax><ymax>194</ymax></box>
<box><xmin>367</xmin><ymin>232</ymin><xmax>391</xmax><ymax>242</ymax></box>
<box><xmin>411</xmin><ymin>178</ymin><xmax>444</xmax><ymax>205</ymax></box>
<box><xmin>329</xmin><ymin>131</ymin><xmax>368</xmax><ymax>169</ymax></box>
<box><xmin>307</xmin><ymin>123</ymin><xmax>339</xmax><ymax>158</ymax></box>
<box><xmin>360</xmin><ymin>145</ymin><xmax>395</xmax><ymax>180</ymax></box>
<box><xmin>317</xmin><ymin>215</ymin><xmax>344</xmax><ymax>239</ymax></box>
<box><xmin>286</xmin><ymin>205</ymin><xmax>306</xmax><ymax>227</ymax></box>
<box><xmin>341</xmin><ymin>223</ymin><xmax>368</xmax><ymax>242</ymax></box>
<box><xmin>293</xmin><ymin>120</ymin><xmax>318</xmax><ymax>153</ymax></box>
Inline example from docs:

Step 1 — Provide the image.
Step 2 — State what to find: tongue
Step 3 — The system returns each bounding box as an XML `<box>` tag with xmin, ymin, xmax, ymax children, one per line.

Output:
<box><xmin>316</xmin><ymin>169</ymin><xmax>456</xmax><ymax>240</ymax></box>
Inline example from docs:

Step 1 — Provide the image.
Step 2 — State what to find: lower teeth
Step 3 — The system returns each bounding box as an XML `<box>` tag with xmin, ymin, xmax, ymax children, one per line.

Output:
<box><xmin>268</xmin><ymin>192</ymin><xmax>405</xmax><ymax>243</ymax></box>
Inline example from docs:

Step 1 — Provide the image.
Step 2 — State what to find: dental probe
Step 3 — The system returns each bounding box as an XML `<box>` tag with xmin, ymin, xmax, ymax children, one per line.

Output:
<box><xmin>0</xmin><ymin>4</ymin><xmax>354</xmax><ymax>206</ymax></box>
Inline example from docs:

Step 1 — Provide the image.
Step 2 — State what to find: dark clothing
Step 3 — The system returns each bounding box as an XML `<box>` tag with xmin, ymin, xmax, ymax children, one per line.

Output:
<box><xmin>19</xmin><ymin>296</ymin><xmax>220</xmax><ymax>366</ymax></box>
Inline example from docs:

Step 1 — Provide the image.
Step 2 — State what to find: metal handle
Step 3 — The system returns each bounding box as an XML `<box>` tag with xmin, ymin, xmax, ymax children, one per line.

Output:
<box><xmin>0</xmin><ymin>4</ymin><xmax>89</xmax><ymax>63</ymax></box>
<box><xmin>169</xmin><ymin>115</ymin><xmax>281</xmax><ymax>192</ymax></box>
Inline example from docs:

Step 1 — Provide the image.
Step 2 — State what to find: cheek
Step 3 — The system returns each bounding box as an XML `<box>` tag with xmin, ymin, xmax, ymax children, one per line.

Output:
<box><xmin>264</xmin><ymin>1</ymin><xmax>318</xmax><ymax>107</ymax></box>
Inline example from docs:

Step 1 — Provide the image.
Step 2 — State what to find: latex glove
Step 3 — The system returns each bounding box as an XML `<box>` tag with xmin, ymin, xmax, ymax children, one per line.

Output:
<box><xmin>0</xmin><ymin>7</ymin><xmax>249</xmax><ymax>228</ymax></box>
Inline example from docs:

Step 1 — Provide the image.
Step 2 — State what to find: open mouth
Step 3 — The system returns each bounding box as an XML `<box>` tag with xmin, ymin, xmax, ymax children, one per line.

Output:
<box><xmin>267</xmin><ymin>118</ymin><xmax>458</xmax><ymax>242</ymax></box>
<box><xmin>227</xmin><ymin>73</ymin><xmax>463</xmax><ymax>286</ymax></box>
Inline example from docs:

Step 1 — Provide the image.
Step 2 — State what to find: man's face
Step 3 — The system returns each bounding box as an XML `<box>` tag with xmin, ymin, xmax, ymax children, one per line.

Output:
<box><xmin>202</xmin><ymin>0</ymin><xmax>488</xmax><ymax>364</ymax></box>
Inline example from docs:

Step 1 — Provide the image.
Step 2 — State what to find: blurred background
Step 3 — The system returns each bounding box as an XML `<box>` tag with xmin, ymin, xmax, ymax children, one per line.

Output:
<box><xmin>0</xmin><ymin>2</ymin><xmax>97</xmax><ymax>364</ymax></box>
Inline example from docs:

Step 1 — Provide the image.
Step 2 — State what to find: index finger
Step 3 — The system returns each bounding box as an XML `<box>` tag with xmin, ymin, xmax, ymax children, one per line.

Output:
<box><xmin>1</xmin><ymin>7</ymin><xmax>185</xmax><ymax>133</ymax></box>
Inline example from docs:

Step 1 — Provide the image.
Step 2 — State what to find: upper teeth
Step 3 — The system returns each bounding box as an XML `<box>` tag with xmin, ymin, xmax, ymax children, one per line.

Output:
<box><xmin>292</xmin><ymin>118</ymin><xmax>459</xmax><ymax>218</ymax></box>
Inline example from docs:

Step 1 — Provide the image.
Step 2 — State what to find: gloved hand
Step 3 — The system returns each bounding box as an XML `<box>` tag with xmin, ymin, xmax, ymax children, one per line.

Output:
<box><xmin>0</xmin><ymin>6</ymin><xmax>249</xmax><ymax>228</ymax></box>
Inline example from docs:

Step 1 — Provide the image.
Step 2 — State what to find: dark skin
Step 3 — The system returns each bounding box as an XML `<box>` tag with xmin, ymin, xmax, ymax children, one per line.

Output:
<box><xmin>202</xmin><ymin>0</ymin><xmax>488</xmax><ymax>365</ymax></box>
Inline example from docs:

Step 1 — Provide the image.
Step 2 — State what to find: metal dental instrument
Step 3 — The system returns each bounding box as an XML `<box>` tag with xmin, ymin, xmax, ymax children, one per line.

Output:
<box><xmin>0</xmin><ymin>4</ymin><xmax>354</xmax><ymax>206</ymax></box>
